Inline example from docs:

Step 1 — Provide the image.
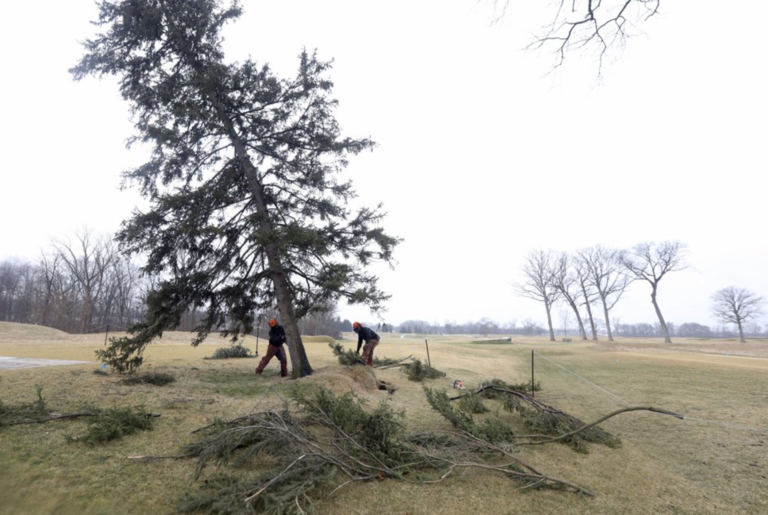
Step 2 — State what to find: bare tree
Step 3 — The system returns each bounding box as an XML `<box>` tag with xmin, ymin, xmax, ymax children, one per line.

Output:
<box><xmin>578</xmin><ymin>246</ymin><xmax>631</xmax><ymax>342</ymax></box>
<box><xmin>53</xmin><ymin>229</ymin><xmax>118</xmax><ymax>333</ymax></box>
<box><xmin>574</xmin><ymin>254</ymin><xmax>600</xmax><ymax>340</ymax></box>
<box><xmin>551</xmin><ymin>252</ymin><xmax>587</xmax><ymax>340</ymax></box>
<box><xmin>711</xmin><ymin>287</ymin><xmax>765</xmax><ymax>343</ymax></box>
<box><xmin>521</xmin><ymin>318</ymin><xmax>545</xmax><ymax>337</ymax></box>
<box><xmin>36</xmin><ymin>252</ymin><xmax>63</xmax><ymax>327</ymax></box>
<box><xmin>516</xmin><ymin>250</ymin><xmax>561</xmax><ymax>341</ymax></box>
<box><xmin>619</xmin><ymin>241</ymin><xmax>687</xmax><ymax>343</ymax></box>
<box><xmin>486</xmin><ymin>0</ymin><xmax>661</xmax><ymax>73</ymax></box>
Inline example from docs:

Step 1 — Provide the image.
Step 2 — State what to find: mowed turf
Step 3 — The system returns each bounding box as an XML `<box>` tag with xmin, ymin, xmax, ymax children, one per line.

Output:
<box><xmin>1</xmin><ymin>324</ymin><xmax>767</xmax><ymax>514</ymax></box>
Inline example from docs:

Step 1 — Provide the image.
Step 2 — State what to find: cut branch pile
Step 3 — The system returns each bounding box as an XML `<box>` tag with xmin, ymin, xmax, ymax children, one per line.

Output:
<box><xmin>328</xmin><ymin>342</ymin><xmax>446</xmax><ymax>383</ymax></box>
<box><xmin>444</xmin><ymin>379</ymin><xmax>681</xmax><ymax>453</ymax></box>
<box><xmin>177</xmin><ymin>385</ymin><xmax>598</xmax><ymax>515</ymax></box>
<box><xmin>402</xmin><ymin>359</ymin><xmax>446</xmax><ymax>382</ymax></box>
<box><xmin>328</xmin><ymin>342</ymin><xmax>412</xmax><ymax>369</ymax></box>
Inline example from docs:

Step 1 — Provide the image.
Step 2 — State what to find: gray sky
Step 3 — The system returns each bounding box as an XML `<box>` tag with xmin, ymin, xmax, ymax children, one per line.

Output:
<box><xmin>1</xmin><ymin>1</ymin><xmax>766</xmax><ymax>329</ymax></box>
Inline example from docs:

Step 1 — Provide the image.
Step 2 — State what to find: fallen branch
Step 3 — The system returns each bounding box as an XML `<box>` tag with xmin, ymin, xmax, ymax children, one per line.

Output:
<box><xmin>452</xmin><ymin>430</ymin><xmax>594</xmax><ymax>495</ymax></box>
<box><xmin>245</xmin><ymin>454</ymin><xmax>308</xmax><ymax>502</ymax></box>
<box><xmin>449</xmin><ymin>384</ymin><xmax>682</xmax><ymax>449</ymax></box>
<box><xmin>424</xmin><ymin>455</ymin><xmax>595</xmax><ymax>497</ymax></box>
<box><xmin>520</xmin><ymin>406</ymin><xmax>683</xmax><ymax>446</ymax></box>
<box><xmin>374</xmin><ymin>355</ymin><xmax>413</xmax><ymax>370</ymax></box>
<box><xmin>176</xmin><ymin>387</ymin><xmax>597</xmax><ymax>514</ymax></box>
<box><xmin>8</xmin><ymin>411</ymin><xmax>99</xmax><ymax>425</ymax></box>
<box><xmin>128</xmin><ymin>454</ymin><xmax>193</xmax><ymax>461</ymax></box>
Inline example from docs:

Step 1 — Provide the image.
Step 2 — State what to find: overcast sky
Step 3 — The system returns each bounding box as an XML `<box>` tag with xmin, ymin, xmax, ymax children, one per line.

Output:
<box><xmin>1</xmin><ymin>1</ymin><xmax>766</xmax><ymax>330</ymax></box>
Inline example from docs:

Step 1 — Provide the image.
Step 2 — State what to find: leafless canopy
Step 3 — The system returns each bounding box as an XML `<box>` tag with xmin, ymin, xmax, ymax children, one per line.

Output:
<box><xmin>551</xmin><ymin>252</ymin><xmax>587</xmax><ymax>340</ymax></box>
<box><xmin>620</xmin><ymin>241</ymin><xmax>687</xmax><ymax>285</ymax></box>
<box><xmin>711</xmin><ymin>287</ymin><xmax>765</xmax><ymax>343</ymax></box>
<box><xmin>618</xmin><ymin>241</ymin><xmax>686</xmax><ymax>343</ymax></box>
<box><xmin>515</xmin><ymin>250</ymin><xmax>561</xmax><ymax>341</ymax></box>
<box><xmin>577</xmin><ymin>245</ymin><xmax>631</xmax><ymax>341</ymax></box>
<box><xmin>487</xmin><ymin>0</ymin><xmax>661</xmax><ymax>72</ymax></box>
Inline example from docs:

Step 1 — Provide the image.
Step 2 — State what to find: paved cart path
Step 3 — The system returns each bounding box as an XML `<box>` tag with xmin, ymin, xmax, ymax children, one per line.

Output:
<box><xmin>0</xmin><ymin>356</ymin><xmax>90</xmax><ymax>370</ymax></box>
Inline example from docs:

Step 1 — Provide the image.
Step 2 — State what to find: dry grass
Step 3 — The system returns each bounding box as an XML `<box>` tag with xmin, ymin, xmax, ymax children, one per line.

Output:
<box><xmin>1</xmin><ymin>326</ymin><xmax>767</xmax><ymax>514</ymax></box>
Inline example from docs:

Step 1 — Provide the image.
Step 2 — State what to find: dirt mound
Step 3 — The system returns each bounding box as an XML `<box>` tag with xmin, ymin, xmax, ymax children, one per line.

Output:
<box><xmin>299</xmin><ymin>365</ymin><xmax>378</xmax><ymax>394</ymax></box>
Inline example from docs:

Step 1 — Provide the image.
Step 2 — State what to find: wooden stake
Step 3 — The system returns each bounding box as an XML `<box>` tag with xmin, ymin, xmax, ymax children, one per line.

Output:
<box><xmin>531</xmin><ymin>350</ymin><xmax>535</xmax><ymax>399</ymax></box>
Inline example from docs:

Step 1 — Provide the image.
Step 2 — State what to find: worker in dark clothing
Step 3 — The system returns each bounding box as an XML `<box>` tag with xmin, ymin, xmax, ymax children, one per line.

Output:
<box><xmin>354</xmin><ymin>321</ymin><xmax>380</xmax><ymax>367</ymax></box>
<box><xmin>255</xmin><ymin>318</ymin><xmax>289</xmax><ymax>377</ymax></box>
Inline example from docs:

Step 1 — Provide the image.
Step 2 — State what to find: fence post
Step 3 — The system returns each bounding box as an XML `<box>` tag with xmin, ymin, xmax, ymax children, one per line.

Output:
<box><xmin>104</xmin><ymin>324</ymin><xmax>110</xmax><ymax>346</ymax></box>
<box><xmin>255</xmin><ymin>315</ymin><xmax>262</xmax><ymax>356</ymax></box>
<box><xmin>531</xmin><ymin>350</ymin><xmax>535</xmax><ymax>399</ymax></box>
<box><xmin>425</xmin><ymin>338</ymin><xmax>431</xmax><ymax>368</ymax></box>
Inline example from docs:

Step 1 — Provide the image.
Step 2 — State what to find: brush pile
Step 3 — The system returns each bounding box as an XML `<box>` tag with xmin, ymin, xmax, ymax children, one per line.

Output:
<box><xmin>177</xmin><ymin>384</ymin><xmax>604</xmax><ymax>514</ymax></box>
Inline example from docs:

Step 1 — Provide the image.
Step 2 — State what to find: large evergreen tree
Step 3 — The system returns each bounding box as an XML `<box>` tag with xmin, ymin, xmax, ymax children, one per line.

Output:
<box><xmin>71</xmin><ymin>0</ymin><xmax>398</xmax><ymax>376</ymax></box>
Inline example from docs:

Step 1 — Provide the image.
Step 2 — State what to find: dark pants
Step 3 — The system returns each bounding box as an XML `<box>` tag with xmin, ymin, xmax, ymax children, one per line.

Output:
<box><xmin>255</xmin><ymin>344</ymin><xmax>288</xmax><ymax>376</ymax></box>
<box><xmin>361</xmin><ymin>338</ymin><xmax>379</xmax><ymax>366</ymax></box>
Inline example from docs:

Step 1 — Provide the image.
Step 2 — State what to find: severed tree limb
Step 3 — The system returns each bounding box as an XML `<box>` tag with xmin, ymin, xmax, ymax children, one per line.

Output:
<box><xmin>520</xmin><ymin>406</ymin><xmax>683</xmax><ymax>446</ymax></box>
<box><xmin>191</xmin><ymin>414</ymin><xmax>257</xmax><ymax>434</ymax></box>
<box><xmin>452</xmin><ymin>428</ymin><xmax>596</xmax><ymax>495</ymax></box>
<box><xmin>177</xmin><ymin>390</ymin><xmax>608</xmax><ymax>510</ymax></box>
<box><xmin>451</xmin><ymin>385</ymin><xmax>553</xmax><ymax>411</ymax></box>
<box><xmin>374</xmin><ymin>355</ymin><xmax>413</xmax><ymax>370</ymax></box>
<box><xmin>9</xmin><ymin>411</ymin><xmax>159</xmax><ymax>426</ymax></box>
<box><xmin>451</xmin><ymin>386</ymin><xmax>683</xmax><ymax>444</ymax></box>
<box><xmin>327</xmin><ymin>479</ymin><xmax>355</xmax><ymax>498</ymax></box>
<box><xmin>422</xmin><ymin>453</ymin><xmax>595</xmax><ymax>497</ymax></box>
<box><xmin>245</xmin><ymin>454</ymin><xmax>308</xmax><ymax>502</ymax></box>
<box><xmin>8</xmin><ymin>411</ymin><xmax>99</xmax><ymax>425</ymax></box>
<box><xmin>128</xmin><ymin>454</ymin><xmax>194</xmax><ymax>461</ymax></box>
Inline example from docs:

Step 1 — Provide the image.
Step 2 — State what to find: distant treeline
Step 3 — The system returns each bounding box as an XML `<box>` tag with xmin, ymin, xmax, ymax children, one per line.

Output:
<box><xmin>394</xmin><ymin>318</ymin><xmax>766</xmax><ymax>339</ymax></box>
<box><xmin>0</xmin><ymin>231</ymin><xmax>378</xmax><ymax>338</ymax></box>
<box><xmin>2</xmin><ymin>232</ymin><xmax>764</xmax><ymax>340</ymax></box>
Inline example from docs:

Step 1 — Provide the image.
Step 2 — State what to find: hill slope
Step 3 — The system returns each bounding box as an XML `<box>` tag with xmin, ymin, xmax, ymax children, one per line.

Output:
<box><xmin>0</xmin><ymin>322</ymin><xmax>71</xmax><ymax>341</ymax></box>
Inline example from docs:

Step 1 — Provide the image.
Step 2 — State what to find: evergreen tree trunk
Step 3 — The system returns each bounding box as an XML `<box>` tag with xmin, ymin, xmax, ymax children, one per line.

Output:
<box><xmin>213</xmin><ymin>99</ymin><xmax>313</xmax><ymax>377</ymax></box>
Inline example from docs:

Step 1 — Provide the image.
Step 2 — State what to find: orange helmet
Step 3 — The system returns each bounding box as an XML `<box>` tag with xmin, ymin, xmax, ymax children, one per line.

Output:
<box><xmin>268</xmin><ymin>318</ymin><xmax>277</xmax><ymax>327</ymax></box>
<box><xmin>353</xmin><ymin>321</ymin><xmax>361</xmax><ymax>331</ymax></box>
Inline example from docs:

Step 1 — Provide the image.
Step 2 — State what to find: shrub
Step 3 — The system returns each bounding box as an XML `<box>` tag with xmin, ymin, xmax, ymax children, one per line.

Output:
<box><xmin>209</xmin><ymin>345</ymin><xmax>252</xmax><ymax>360</ymax></box>
<box><xmin>121</xmin><ymin>372</ymin><xmax>176</xmax><ymax>386</ymax></box>
<box><xmin>403</xmin><ymin>359</ymin><xmax>446</xmax><ymax>382</ymax></box>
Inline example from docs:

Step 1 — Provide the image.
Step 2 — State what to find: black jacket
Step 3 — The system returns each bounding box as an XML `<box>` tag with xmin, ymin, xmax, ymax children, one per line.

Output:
<box><xmin>268</xmin><ymin>324</ymin><xmax>287</xmax><ymax>346</ymax></box>
<box><xmin>356</xmin><ymin>326</ymin><xmax>379</xmax><ymax>353</ymax></box>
